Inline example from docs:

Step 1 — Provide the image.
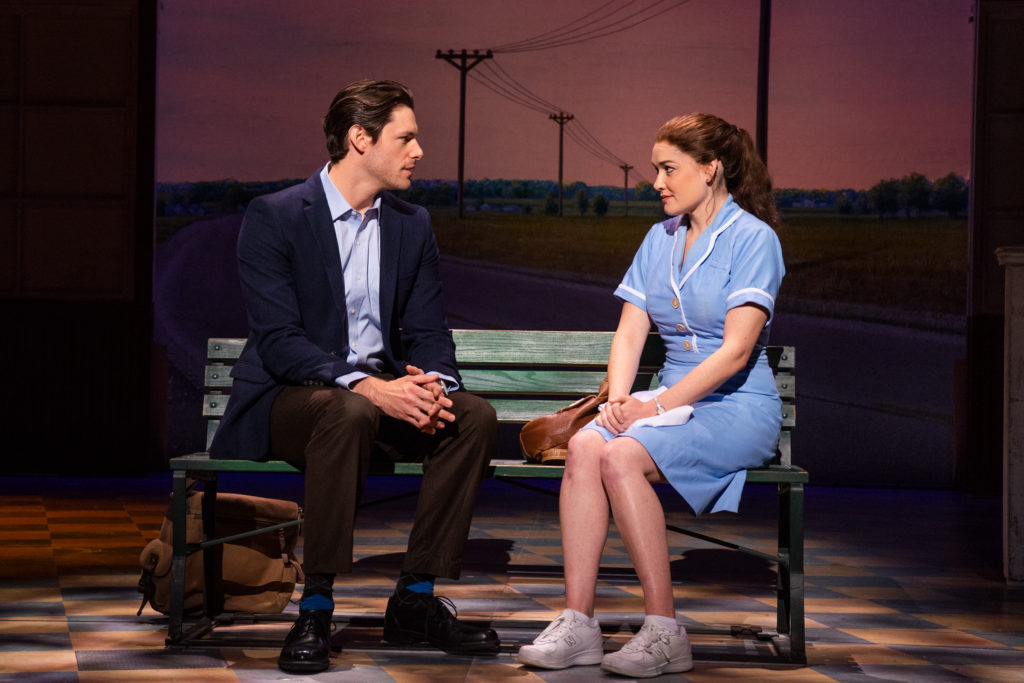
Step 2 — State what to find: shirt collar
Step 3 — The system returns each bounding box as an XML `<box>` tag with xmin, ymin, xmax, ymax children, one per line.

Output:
<box><xmin>319</xmin><ymin>163</ymin><xmax>381</xmax><ymax>222</ymax></box>
<box><xmin>708</xmin><ymin>194</ymin><xmax>740</xmax><ymax>232</ymax></box>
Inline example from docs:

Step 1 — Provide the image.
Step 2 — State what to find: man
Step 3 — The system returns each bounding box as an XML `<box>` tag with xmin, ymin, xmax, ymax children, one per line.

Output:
<box><xmin>210</xmin><ymin>79</ymin><xmax>499</xmax><ymax>674</ymax></box>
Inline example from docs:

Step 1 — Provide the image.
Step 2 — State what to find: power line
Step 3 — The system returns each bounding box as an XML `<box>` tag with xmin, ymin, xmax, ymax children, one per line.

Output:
<box><xmin>487</xmin><ymin>61</ymin><xmax>562</xmax><ymax>112</ymax></box>
<box><xmin>469</xmin><ymin>62</ymin><xmax>558</xmax><ymax>114</ymax></box>
<box><xmin>469</xmin><ymin>63</ymin><xmax>652</xmax><ymax>186</ymax></box>
<box><xmin>470</xmin><ymin>63</ymin><xmax>630</xmax><ymax>166</ymax></box>
<box><xmin>567</xmin><ymin>119</ymin><xmax>625</xmax><ymax>166</ymax></box>
<box><xmin>490</xmin><ymin>0</ymin><xmax>691</xmax><ymax>53</ymax></box>
<box><xmin>489</xmin><ymin>0</ymin><xmax>628</xmax><ymax>52</ymax></box>
<box><xmin>469</xmin><ymin>67</ymin><xmax>551</xmax><ymax>115</ymax></box>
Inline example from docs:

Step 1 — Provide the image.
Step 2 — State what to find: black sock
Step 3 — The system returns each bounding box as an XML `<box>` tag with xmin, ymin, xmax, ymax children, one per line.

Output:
<box><xmin>300</xmin><ymin>572</ymin><xmax>335</xmax><ymax>612</ymax></box>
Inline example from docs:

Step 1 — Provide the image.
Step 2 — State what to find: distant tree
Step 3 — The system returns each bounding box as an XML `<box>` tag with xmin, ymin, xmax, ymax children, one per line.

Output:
<box><xmin>932</xmin><ymin>173</ymin><xmax>969</xmax><ymax>218</ymax></box>
<box><xmin>868</xmin><ymin>179</ymin><xmax>900</xmax><ymax>218</ymax></box>
<box><xmin>834</xmin><ymin>191</ymin><xmax>853</xmax><ymax>215</ymax></box>
<box><xmin>593</xmin><ymin>194</ymin><xmax>609</xmax><ymax>217</ymax></box>
<box><xmin>810</xmin><ymin>189</ymin><xmax>831</xmax><ymax>206</ymax></box>
<box><xmin>575</xmin><ymin>189</ymin><xmax>589</xmax><ymax>216</ymax></box>
<box><xmin>853</xmin><ymin>191</ymin><xmax>870</xmax><ymax>215</ymax></box>
<box><xmin>899</xmin><ymin>172</ymin><xmax>932</xmax><ymax>217</ymax></box>
<box><xmin>544</xmin><ymin>191</ymin><xmax>558</xmax><ymax>215</ymax></box>
<box><xmin>635</xmin><ymin>180</ymin><xmax>658</xmax><ymax>201</ymax></box>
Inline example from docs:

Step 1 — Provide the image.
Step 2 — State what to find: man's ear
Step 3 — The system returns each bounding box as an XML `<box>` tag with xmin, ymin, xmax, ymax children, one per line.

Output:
<box><xmin>348</xmin><ymin>125</ymin><xmax>370</xmax><ymax>155</ymax></box>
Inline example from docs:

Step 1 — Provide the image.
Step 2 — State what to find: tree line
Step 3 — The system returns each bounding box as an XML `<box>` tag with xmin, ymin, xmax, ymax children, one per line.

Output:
<box><xmin>156</xmin><ymin>172</ymin><xmax>968</xmax><ymax>219</ymax></box>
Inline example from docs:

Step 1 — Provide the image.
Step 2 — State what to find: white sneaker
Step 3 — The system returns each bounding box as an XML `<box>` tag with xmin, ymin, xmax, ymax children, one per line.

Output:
<box><xmin>517</xmin><ymin>609</ymin><xmax>604</xmax><ymax>669</ymax></box>
<box><xmin>601</xmin><ymin>621</ymin><xmax>693</xmax><ymax>678</ymax></box>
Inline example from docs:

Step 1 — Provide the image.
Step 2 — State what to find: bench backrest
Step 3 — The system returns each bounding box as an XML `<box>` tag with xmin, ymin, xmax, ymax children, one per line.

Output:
<box><xmin>203</xmin><ymin>331</ymin><xmax>795</xmax><ymax>465</ymax></box>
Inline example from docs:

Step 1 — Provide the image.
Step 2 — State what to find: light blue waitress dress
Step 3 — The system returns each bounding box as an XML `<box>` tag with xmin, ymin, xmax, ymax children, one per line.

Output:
<box><xmin>582</xmin><ymin>196</ymin><xmax>785</xmax><ymax>515</ymax></box>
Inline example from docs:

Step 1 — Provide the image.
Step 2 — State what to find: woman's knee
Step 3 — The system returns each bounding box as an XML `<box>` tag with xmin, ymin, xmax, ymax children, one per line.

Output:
<box><xmin>598</xmin><ymin>440</ymin><xmax>651</xmax><ymax>486</ymax></box>
<box><xmin>565</xmin><ymin>429</ymin><xmax>605</xmax><ymax>474</ymax></box>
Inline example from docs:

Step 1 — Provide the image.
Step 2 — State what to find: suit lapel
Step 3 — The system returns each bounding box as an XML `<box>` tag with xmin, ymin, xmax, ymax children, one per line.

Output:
<box><xmin>378</xmin><ymin>197</ymin><xmax>401</xmax><ymax>341</ymax></box>
<box><xmin>302</xmin><ymin>175</ymin><xmax>348</xmax><ymax>322</ymax></box>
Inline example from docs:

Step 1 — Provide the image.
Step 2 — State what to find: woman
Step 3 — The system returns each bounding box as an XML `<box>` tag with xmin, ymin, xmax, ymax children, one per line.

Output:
<box><xmin>517</xmin><ymin>113</ymin><xmax>785</xmax><ymax>678</ymax></box>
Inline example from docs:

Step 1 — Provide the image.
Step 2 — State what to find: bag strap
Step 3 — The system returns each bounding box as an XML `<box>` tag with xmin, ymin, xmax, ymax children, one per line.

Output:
<box><xmin>136</xmin><ymin>568</ymin><xmax>155</xmax><ymax>616</ymax></box>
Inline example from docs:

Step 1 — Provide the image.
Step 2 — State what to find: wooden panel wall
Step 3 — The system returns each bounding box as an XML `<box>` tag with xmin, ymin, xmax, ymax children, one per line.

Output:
<box><xmin>965</xmin><ymin>0</ymin><xmax>1024</xmax><ymax>492</ymax></box>
<box><xmin>0</xmin><ymin>0</ymin><xmax>158</xmax><ymax>474</ymax></box>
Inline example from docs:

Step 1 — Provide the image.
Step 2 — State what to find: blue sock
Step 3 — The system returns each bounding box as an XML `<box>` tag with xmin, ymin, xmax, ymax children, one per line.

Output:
<box><xmin>299</xmin><ymin>592</ymin><xmax>335</xmax><ymax>611</ymax></box>
<box><xmin>397</xmin><ymin>572</ymin><xmax>435</xmax><ymax>598</ymax></box>
<box><xmin>300</xmin><ymin>573</ymin><xmax>335</xmax><ymax>612</ymax></box>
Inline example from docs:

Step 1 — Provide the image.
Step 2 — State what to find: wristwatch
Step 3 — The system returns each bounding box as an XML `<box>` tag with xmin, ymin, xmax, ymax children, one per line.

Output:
<box><xmin>654</xmin><ymin>396</ymin><xmax>666</xmax><ymax>415</ymax></box>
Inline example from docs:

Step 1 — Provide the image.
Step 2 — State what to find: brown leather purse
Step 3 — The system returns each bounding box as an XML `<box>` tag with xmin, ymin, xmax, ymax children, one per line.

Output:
<box><xmin>519</xmin><ymin>377</ymin><xmax>609</xmax><ymax>464</ymax></box>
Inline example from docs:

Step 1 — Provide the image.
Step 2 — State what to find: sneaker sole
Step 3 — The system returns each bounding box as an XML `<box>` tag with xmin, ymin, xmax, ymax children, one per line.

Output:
<box><xmin>601</xmin><ymin>656</ymin><xmax>694</xmax><ymax>678</ymax></box>
<box><xmin>517</xmin><ymin>647</ymin><xmax>604</xmax><ymax>669</ymax></box>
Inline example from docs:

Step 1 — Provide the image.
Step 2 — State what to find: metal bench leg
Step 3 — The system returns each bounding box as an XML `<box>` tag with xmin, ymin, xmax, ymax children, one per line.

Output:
<box><xmin>167</xmin><ymin>469</ymin><xmax>188</xmax><ymax>644</ymax></box>
<box><xmin>778</xmin><ymin>481</ymin><xmax>806</xmax><ymax>664</ymax></box>
<box><xmin>201</xmin><ymin>475</ymin><xmax>224</xmax><ymax>618</ymax></box>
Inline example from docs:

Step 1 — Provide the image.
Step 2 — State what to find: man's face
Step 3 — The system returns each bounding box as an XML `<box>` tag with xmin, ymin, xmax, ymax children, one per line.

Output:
<box><xmin>364</xmin><ymin>105</ymin><xmax>423</xmax><ymax>192</ymax></box>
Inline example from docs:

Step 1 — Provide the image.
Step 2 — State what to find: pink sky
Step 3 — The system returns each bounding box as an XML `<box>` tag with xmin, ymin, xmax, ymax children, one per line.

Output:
<box><xmin>156</xmin><ymin>0</ymin><xmax>975</xmax><ymax>190</ymax></box>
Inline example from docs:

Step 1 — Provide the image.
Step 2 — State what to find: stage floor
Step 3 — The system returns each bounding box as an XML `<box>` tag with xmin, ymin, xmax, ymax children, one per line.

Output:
<box><xmin>2</xmin><ymin>473</ymin><xmax>1022</xmax><ymax>681</ymax></box>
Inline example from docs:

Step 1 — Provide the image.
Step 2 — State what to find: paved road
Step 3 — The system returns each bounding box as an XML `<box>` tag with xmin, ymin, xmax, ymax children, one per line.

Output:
<box><xmin>154</xmin><ymin>216</ymin><xmax>966</xmax><ymax>486</ymax></box>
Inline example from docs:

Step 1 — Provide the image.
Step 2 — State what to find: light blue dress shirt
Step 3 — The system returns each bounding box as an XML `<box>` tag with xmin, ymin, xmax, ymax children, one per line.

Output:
<box><xmin>320</xmin><ymin>165</ymin><xmax>385</xmax><ymax>388</ymax></box>
<box><xmin>319</xmin><ymin>165</ymin><xmax>457</xmax><ymax>392</ymax></box>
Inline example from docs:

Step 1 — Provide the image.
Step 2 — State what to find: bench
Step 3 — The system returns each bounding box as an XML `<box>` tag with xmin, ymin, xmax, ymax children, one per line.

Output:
<box><xmin>168</xmin><ymin>330</ymin><xmax>806</xmax><ymax>663</ymax></box>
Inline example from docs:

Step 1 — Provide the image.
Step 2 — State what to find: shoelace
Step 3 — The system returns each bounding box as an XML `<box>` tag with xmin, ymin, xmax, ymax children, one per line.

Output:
<box><xmin>420</xmin><ymin>594</ymin><xmax>459</xmax><ymax>636</ymax></box>
<box><xmin>294</xmin><ymin>612</ymin><xmax>334</xmax><ymax>636</ymax></box>
<box><xmin>432</xmin><ymin>595</ymin><xmax>459</xmax><ymax>618</ymax></box>
<box><xmin>620</xmin><ymin>624</ymin><xmax>672</xmax><ymax>654</ymax></box>
<box><xmin>535</xmin><ymin>614</ymin><xmax>575</xmax><ymax>643</ymax></box>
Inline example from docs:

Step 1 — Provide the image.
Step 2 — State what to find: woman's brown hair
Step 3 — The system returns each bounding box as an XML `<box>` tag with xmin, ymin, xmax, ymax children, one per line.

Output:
<box><xmin>656</xmin><ymin>113</ymin><xmax>780</xmax><ymax>229</ymax></box>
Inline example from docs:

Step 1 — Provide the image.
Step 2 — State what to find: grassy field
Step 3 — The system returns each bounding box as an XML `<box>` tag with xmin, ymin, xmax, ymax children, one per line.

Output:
<box><xmin>431</xmin><ymin>206</ymin><xmax>968</xmax><ymax>321</ymax></box>
<box><xmin>156</xmin><ymin>204</ymin><xmax>968</xmax><ymax>325</ymax></box>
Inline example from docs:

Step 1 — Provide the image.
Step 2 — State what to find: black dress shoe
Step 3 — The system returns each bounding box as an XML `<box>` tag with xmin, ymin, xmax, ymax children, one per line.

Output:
<box><xmin>383</xmin><ymin>592</ymin><xmax>500</xmax><ymax>654</ymax></box>
<box><xmin>278</xmin><ymin>609</ymin><xmax>333</xmax><ymax>673</ymax></box>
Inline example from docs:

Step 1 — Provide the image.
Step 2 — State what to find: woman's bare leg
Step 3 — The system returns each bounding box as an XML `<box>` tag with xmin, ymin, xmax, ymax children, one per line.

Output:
<box><xmin>561</xmin><ymin>429</ymin><xmax>611</xmax><ymax>616</ymax></box>
<box><xmin>600</xmin><ymin>437</ymin><xmax>674</xmax><ymax>617</ymax></box>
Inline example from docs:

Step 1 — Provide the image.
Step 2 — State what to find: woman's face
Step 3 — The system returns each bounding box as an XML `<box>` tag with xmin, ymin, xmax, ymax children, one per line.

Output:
<box><xmin>651</xmin><ymin>141</ymin><xmax>714</xmax><ymax>218</ymax></box>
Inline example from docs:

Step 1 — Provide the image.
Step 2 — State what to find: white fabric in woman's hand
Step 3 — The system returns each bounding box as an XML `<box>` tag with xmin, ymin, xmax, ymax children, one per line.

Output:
<box><xmin>599</xmin><ymin>386</ymin><xmax>694</xmax><ymax>429</ymax></box>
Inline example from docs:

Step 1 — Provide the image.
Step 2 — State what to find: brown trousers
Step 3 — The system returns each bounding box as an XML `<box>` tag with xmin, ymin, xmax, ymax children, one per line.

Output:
<box><xmin>269</xmin><ymin>386</ymin><xmax>496</xmax><ymax>579</ymax></box>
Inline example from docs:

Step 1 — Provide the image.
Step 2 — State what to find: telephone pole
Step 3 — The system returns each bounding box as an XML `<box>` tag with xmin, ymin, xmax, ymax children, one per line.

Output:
<box><xmin>755</xmin><ymin>0</ymin><xmax>771</xmax><ymax>163</ymax></box>
<box><xmin>619</xmin><ymin>163</ymin><xmax>633</xmax><ymax>217</ymax></box>
<box><xmin>549</xmin><ymin>112</ymin><xmax>574</xmax><ymax>216</ymax></box>
<box><xmin>436</xmin><ymin>49</ymin><xmax>493</xmax><ymax>218</ymax></box>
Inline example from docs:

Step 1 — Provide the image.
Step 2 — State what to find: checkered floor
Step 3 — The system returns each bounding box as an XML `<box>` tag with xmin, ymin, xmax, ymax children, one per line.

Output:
<box><xmin>2</xmin><ymin>474</ymin><xmax>1023</xmax><ymax>681</ymax></box>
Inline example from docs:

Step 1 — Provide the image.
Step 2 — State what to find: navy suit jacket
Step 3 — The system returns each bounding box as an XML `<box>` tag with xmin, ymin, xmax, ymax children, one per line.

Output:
<box><xmin>210</xmin><ymin>171</ymin><xmax>459</xmax><ymax>461</ymax></box>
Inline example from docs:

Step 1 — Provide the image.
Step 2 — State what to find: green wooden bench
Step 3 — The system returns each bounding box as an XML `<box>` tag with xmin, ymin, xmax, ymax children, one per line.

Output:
<box><xmin>168</xmin><ymin>330</ymin><xmax>806</xmax><ymax>663</ymax></box>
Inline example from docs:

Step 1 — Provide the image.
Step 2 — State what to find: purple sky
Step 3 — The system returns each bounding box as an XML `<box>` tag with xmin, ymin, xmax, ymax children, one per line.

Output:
<box><xmin>156</xmin><ymin>0</ymin><xmax>975</xmax><ymax>190</ymax></box>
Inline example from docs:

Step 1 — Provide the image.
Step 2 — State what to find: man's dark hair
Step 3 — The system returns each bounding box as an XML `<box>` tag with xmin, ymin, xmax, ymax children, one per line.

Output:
<box><xmin>323</xmin><ymin>80</ymin><xmax>415</xmax><ymax>163</ymax></box>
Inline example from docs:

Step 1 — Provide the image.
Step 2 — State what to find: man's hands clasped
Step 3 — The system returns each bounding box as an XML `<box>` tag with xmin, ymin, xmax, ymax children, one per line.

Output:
<box><xmin>352</xmin><ymin>365</ymin><xmax>454</xmax><ymax>434</ymax></box>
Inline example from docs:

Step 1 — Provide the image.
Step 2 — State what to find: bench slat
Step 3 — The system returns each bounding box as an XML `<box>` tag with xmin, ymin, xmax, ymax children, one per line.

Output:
<box><xmin>205</xmin><ymin>363</ymin><xmax>232</xmax><ymax>388</ymax></box>
<box><xmin>461</xmin><ymin>369</ymin><xmax>655</xmax><ymax>395</ymax></box>
<box><xmin>205</xmin><ymin>365</ymin><xmax>793</xmax><ymax>399</ymax></box>
<box><xmin>207</xmin><ymin>334</ymin><xmax>793</xmax><ymax>370</ymax></box>
<box><xmin>452</xmin><ymin>330</ymin><xmax>665</xmax><ymax>367</ymax></box>
<box><xmin>208</xmin><ymin>338</ymin><xmax>246</xmax><ymax>359</ymax></box>
<box><xmin>203</xmin><ymin>394</ymin><xmax>797</xmax><ymax>425</ymax></box>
